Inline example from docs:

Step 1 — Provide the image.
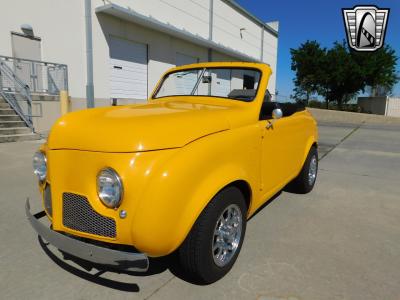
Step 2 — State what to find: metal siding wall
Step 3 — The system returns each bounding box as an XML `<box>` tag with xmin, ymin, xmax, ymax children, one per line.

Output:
<box><xmin>212</xmin><ymin>0</ymin><xmax>261</xmax><ymax>59</ymax></box>
<box><xmin>263</xmin><ymin>29</ymin><xmax>278</xmax><ymax>94</ymax></box>
<box><xmin>176</xmin><ymin>52</ymin><xmax>199</xmax><ymax>66</ymax></box>
<box><xmin>1</xmin><ymin>0</ymin><xmax>278</xmax><ymax>102</ymax></box>
<box><xmin>103</xmin><ymin>0</ymin><xmax>278</xmax><ymax>63</ymax></box>
<box><xmin>93</xmin><ymin>13</ymin><xmax>210</xmax><ymax>101</ymax></box>
<box><xmin>99</xmin><ymin>0</ymin><xmax>210</xmax><ymax>39</ymax></box>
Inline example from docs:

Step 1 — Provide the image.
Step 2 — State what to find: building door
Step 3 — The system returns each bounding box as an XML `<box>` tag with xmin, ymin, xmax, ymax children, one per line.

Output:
<box><xmin>109</xmin><ymin>36</ymin><xmax>148</xmax><ymax>100</ymax></box>
<box><xmin>11</xmin><ymin>33</ymin><xmax>42</xmax><ymax>90</ymax></box>
<box><xmin>11</xmin><ymin>33</ymin><xmax>41</xmax><ymax>61</ymax></box>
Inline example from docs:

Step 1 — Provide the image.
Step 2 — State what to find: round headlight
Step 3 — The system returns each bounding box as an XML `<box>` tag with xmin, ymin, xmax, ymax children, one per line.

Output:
<box><xmin>33</xmin><ymin>151</ymin><xmax>47</xmax><ymax>182</ymax></box>
<box><xmin>97</xmin><ymin>168</ymin><xmax>123</xmax><ymax>208</ymax></box>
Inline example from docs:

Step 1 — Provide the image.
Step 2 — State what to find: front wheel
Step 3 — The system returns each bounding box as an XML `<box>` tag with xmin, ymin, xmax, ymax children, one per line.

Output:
<box><xmin>178</xmin><ymin>186</ymin><xmax>247</xmax><ymax>284</ymax></box>
<box><xmin>289</xmin><ymin>146</ymin><xmax>318</xmax><ymax>194</ymax></box>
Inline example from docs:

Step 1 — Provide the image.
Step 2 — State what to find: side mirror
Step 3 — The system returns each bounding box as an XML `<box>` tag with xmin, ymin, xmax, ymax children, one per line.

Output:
<box><xmin>266</xmin><ymin>108</ymin><xmax>283</xmax><ymax>129</ymax></box>
<box><xmin>272</xmin><ymin>108</ymin><xmax>283</xmax><ymax>119</ymax></box>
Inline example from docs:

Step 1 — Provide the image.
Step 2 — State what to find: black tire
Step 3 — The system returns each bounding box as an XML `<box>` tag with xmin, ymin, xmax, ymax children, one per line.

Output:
<box><xmin>178</xmin><ymin>186</ymin><xmax>247</xmax><ymax>284</ymax></box>
<box><xmin>289</xmin><ymin>146</ymin><xmax>318</xmax><ymax>194</ymax></box>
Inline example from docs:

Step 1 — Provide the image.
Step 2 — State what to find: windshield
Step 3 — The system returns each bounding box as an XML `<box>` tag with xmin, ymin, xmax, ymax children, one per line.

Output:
<box><xmin>153</xmin><ymin>67</ymin><xmax>261</xmax><ymax>102</ymax></box>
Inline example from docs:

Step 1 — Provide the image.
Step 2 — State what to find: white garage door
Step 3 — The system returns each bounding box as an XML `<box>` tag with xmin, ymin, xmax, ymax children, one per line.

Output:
<box><xmin>109</xmin><ymin>37</ymin><xmax>147</xmax><ymax>100</ymax></box>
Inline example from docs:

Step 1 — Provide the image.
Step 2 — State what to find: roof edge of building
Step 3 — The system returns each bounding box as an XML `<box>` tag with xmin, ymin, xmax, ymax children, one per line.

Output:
<box><xmin>96</xmin><ymin>3</ymin><xmax>267</xmax><ymax>63</ymax></box>
<box><xmin>222</xmin><ymin>0</ymin><xmax>278</xmax><ymax>36</ymax></box>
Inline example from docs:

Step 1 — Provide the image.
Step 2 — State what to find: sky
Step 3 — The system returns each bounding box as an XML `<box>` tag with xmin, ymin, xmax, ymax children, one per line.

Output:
<box><xmin>236</xmin><ymin>0</ymin><xmax>400</xmax><ymax>98</ymax></box>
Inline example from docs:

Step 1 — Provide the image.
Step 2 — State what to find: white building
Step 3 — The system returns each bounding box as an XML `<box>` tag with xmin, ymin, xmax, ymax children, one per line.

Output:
<box><xmin>0</xmin><ymin>0</ymin><xmax>279</xmax><ymax>134</ymax></box>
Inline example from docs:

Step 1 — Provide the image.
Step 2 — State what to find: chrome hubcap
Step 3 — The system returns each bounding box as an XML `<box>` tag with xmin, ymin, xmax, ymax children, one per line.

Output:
<box><xmin>212</xmin><ymin>204</ymin><xmax>243</xmax><ymax>267</ymax></box>
<box><xmin>308</xmin><ymin>155</ymin><xmax>317</xmax><ymax>186</ymax></box>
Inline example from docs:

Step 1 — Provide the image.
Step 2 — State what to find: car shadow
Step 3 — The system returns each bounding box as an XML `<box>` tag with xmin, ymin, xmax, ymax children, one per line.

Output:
<box><xmin>39</xmin><ymin>233</ymin><xmax>217</xmax><ymax>288</ymax></box>
<box><xmin>247</xmin><ymin>190</ymin><xmax>282</xmax><ymax>222</ymax></box>
<box><xmin>38</xmin><ymin>236</ymin><xmax>171</xmax><ymax>292</ymax></box>
<box><xmin>38</xmin><ymin>190</ymin><xmax>295</xmax><ymax>290</ymax></box>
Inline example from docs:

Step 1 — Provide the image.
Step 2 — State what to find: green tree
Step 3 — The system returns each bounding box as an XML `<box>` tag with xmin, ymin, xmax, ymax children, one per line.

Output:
<box><xmin>319</xmin><ymin>41</ymin><xmax>364</xmax><ymax>110</ymax></box>
<box><xmin>291</xmin><ymin>40</ymin><xmax>398</xmax><ymax>110</ymax></box>
<box><xmin>351</xmin><ymin>45</ymin><xmax>398</xmax><ymax>96</ymax></box>
<box><xmin>290</xmin><ymin>41</ymin><xmax>326</xmax><ymax>104</ymax></box>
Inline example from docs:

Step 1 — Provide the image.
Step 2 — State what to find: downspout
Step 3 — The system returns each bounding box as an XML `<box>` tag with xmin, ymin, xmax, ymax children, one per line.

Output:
<box><xmin>260</xmin><ymin>27</ymin><xmax>264</xmax><ymax>61</ymax></box>
<box><xmin>208</xmin><ymin>0</ymin><xmax>214</xmax><ymax>62</ymax></box>
<box><xmin>85</xmin><ymin>0</ymin><xmax>95</xmax><ymax>108</ymax></box>
<box><xmin>208</xmin><ymin>0</ymin><xmax>214</xmax><ymax>95</ymax></box>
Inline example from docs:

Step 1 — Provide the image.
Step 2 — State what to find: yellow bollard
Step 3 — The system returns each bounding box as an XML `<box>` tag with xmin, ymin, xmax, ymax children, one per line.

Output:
<box><xmin>60</xmin><ymin>90</ymin><xmax>70</xmax><ymax>115</ymax></box>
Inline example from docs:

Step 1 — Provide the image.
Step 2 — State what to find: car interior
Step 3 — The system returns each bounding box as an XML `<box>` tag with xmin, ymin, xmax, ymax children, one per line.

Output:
<box><xmin>227</xmin><ymin>89</ymin><xmax>257</xmax><ymax>102</ymax></box>
<box><xmin>226</xmin><ymin>89</ymin><xmax>305</xmax><ymax>119</ymax></box>
<box><xmin>259</xmin><ymin>90</ymin><xmax>305</xmax><ymax>120</ymax></box>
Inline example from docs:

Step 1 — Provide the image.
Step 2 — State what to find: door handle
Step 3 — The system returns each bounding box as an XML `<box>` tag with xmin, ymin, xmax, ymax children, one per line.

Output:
<box><xmin>113</xmin><ymin>66</ymin><xmax>122</xmax><ymax>69</ymax></box>
<box><xmin>266</xmin><ymin>120</ymin><xmax>274</xmax><ymax>129</ymax></box>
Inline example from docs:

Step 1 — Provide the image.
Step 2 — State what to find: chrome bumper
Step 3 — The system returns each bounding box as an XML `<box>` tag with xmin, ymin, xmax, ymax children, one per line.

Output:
<box><xmin>25</xmin><ymin>198</ymin><xmax>149</xmax><ymax>272</ymax></box>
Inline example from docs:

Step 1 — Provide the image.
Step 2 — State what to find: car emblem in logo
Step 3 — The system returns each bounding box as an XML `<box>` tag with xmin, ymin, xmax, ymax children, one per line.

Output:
<box><xmin>342</xmin><ymin>5</ymin><xmax>389</xmax><ymax>52</ymax></box>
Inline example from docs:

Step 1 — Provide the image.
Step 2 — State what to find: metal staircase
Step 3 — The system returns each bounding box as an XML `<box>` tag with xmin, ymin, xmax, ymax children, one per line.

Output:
<box><xmin>0</xmin><ymin>55</ymin><xmax>68</xmax><ymax>143</ymax></box>
<box><xmin>0</xmin><ymin>59</ymin><xmax>38</xmax><ymax>143</ymax></box>
<box><xmin>0</xmin><ymin>94</ymin><xmax>38</xmax><ymax>142</ymax></box>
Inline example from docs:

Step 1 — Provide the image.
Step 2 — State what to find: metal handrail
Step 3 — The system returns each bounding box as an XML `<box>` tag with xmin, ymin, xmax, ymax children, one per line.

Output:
<box><xmin>0</xmin><ymin>61</ymin><xmax>33</xmax><ymax>130</ymax></box>
<box><xmin>47</xmin><ymin>72</ymin><xmax>60</xmax><ymax>94</ymax></box>
<box><xmin>0</xmin><ymin>55</ymin><xmax>68</xmax><ymax>95</ymax></box>
<box><xmin>0</xmin><ymin>54</ymin><xmax>67</xmax><ymax>68</ymax></box>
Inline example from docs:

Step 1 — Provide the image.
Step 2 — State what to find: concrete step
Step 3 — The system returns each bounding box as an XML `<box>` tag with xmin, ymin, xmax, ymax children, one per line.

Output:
<box><xmin>0</xmin><ymin>121</ymin><xmax>26</xmax><ymax>128</ymax></box>
<box><xmin>0</xmin><ymin>127</ymin><xmax>32</xmax><ymax>135</ymax></box>
<box><xmin>0</xmin><ymin>133</ymin><xmax>39</xmax><ymax>143</ymax></box>
<box><xmin>0</xmin><ymin>115</ymin><xmax>21</xmax><ymax>122</ymax></box>
<box><xmin>0</xmin><ymin>102</ymin><xmax>11</xmax><ymax>108</ymax></box>
<box><xmin>31</xmin><ymin>94</ymin><xmax>59</xmax><ymax>101</ymax></box>
<box><xmin>0</xmin><ymin>108</ymin><xmax>17</xmax><ymax>115</ymax></box>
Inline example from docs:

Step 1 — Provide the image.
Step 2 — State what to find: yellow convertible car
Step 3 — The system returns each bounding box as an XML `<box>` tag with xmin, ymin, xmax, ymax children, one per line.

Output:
<box><xmin>27</xmin><ymin>62</ymin><xmax>318</xmax><ymax>283</ymax></box>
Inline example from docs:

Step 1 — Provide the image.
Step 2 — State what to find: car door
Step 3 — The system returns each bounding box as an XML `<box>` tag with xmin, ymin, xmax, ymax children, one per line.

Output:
<box><xmin>259</xmin><ymin>103</ymin><xmax>305</xmax><ymax>197</ymax></box>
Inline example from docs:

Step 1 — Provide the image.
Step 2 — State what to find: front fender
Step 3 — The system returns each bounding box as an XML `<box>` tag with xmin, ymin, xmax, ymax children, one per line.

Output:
<box><xmin>130</xmin><ymin>125</ymin><xmax>260</xmax><ymax>256</ymax></box>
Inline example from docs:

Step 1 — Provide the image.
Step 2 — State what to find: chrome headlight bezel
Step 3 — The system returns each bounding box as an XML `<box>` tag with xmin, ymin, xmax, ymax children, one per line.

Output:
<box><xmin>97</xmin><ymin>167</ymin><xmax>124</xmax><ymax>209</ymax></box>
<box><xmin>33</xmin><ymin>151</ymin><xmax>47</xmax><ymax>183</ymax></box>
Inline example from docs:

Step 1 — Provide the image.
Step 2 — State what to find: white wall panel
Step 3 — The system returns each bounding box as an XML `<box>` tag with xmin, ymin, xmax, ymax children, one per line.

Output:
<box><xmin>92</xmin><ymin>13</ymin><xmax>209</xmax><ymax>100</ymax></box>
<box><xmin>213</xmin><ymin>0</ymin><xmax>262</xmax><ymax>59</ymax></box>
<box><xmin>0</xmin><ymin>0</ymin><xmax>86</xmax><ymax>98</ymax></box>
<box><xmin>263</xmin><ymin>29</ymin><xmax>278</xmax><ymax>94</ymax></box>
<box><xmin>176</xmin><ymin>52</ymin><xmax>199</xmax><ymax>66</ymax></box>
<box><xmin>1</xmin><ymin>0</ymin><xmax>278</xmax><ymax>103</ymax></box>
<box><xmin>96</xmin><ymin>0</ymin><xmax>210</xmax><ymax>39</ymax></box>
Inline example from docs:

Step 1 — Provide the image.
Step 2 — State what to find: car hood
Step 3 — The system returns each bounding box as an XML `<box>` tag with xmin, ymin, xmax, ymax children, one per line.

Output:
<box><xmin>47</xmin><ymin>99</ymin><xmax>234</xmax><ymax>152</ymax></box>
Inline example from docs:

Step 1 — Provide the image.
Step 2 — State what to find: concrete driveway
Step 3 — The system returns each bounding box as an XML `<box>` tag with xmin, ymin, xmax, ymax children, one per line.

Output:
<box><xmin>1</xmin><ymin>110</ymin><xmax>400</xmax><ymax>300</ymax></box>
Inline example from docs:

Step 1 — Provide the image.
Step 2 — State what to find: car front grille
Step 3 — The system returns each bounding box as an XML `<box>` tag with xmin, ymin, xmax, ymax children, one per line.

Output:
<box><xmin>62</xmin><ymin>193</ymin><xmax>116</xmax><ymax>238</ymax></box>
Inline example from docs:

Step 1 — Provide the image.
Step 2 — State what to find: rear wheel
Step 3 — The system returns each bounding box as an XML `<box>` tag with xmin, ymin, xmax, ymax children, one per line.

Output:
<box><xmin>178</xmin><ymin>186</ymin><xmax>247</xmax><ymax>284</ymax></box>
<box><xmin>289</xmin><ymin>146</ymin><xmax>318</xmax><ymax>194</ymax></box>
